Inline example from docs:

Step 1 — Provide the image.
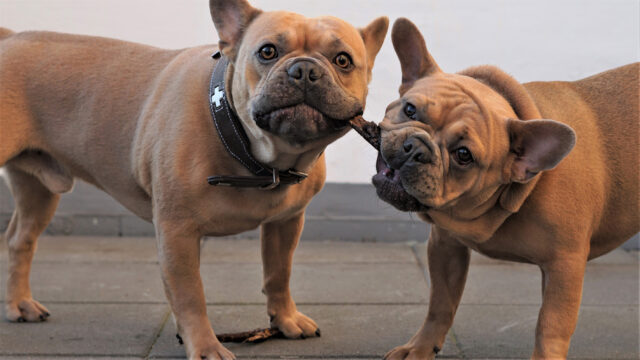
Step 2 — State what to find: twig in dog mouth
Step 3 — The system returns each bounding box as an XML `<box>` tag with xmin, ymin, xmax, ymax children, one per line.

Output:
<box><xmin>349</xmin><ymin>115</ymin><xmax>381</xmax><ymax>150</ymax></box>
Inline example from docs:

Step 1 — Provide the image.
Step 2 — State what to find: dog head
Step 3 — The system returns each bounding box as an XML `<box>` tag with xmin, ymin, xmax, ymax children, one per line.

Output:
<box><xmin>373</xmin><ymin>18</ymin><xmax>576</xmax><ymax>215</ymax></box>
<box><xmin>210</xmin><ymin>0</ymin><xmax>388</xmax><ymax>168</ymax></box>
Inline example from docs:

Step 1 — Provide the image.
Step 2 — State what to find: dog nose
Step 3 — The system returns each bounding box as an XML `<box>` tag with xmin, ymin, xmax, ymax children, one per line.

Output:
<box><xmin>404</xmin><ymin>137</ymin><xmax>431</xmax><ymax>164</ymax></box>
<box><xmin>287</xmin><ymin>60</ymin><xmax>323</xmax><ymax>85</ymax></box>
<box><xmin>386</xmin><ymin>137</ymin><xmax>431</xmax><ymax>169</ymax></box>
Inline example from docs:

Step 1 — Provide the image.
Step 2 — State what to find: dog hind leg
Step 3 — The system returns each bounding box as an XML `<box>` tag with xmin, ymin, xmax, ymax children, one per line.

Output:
<box><xmin>3</xmin><ymin>165</ymin><xmax>60</xmax><ymax>322</ymax></box>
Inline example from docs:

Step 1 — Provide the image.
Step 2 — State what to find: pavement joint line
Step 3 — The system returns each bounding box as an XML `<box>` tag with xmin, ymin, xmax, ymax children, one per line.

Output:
<box><xmin>1</xmin><ymin>301</ymin><xmax>635</xmax><ymax>306</ymax></box>
<box><xmin>147</xmin><ymin>356</ymin><xmax>460</xmax><ymax>359</ymax></box>
<box><xmin>8</xmin><ymin>260</ymin><xmax>639</xmax><ymax>267</ymax></box>
<box><xmin>21</xmin><ymin>260</ymin><xmax>421</xmax><ymax>265</ymax></box>
<box><xmin>0</xmin><ymin>212</ymin><xmax>429</xmax><ymax>223</ymax></box>
<box><xmin>0</xmin><ymin>301</ymin><xmax>431</xmax><ymax>306</ymax></box>
<box><xmin>449</xmin><ymin>327</ymin><xmax>467</xmax><ymax>359</ymax></box>
<box><xmin>410</xmin><ymin>242</ymin><xmax>430</xmax><ymax>288</ymax></box>
<box><xmin>0</xmin><ymin>355</ymin><xmax>145</xmax><ymax>358</ymax></box>
<box><xmin>146</xmin><ymin>356</ymin><xmax>466</xmax><ymax>359</ymax></box>
<box><xmin>142</xmin><ymin>306</ymin><xmax>172</xmax><ymax>360</ymax></box>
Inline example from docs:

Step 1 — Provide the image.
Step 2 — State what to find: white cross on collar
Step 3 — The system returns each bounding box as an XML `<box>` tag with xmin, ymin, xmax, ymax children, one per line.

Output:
<box><xmin>212</xmin><ymin>86</ymin><xmax>225</xmax><ymax>108</ymax></box>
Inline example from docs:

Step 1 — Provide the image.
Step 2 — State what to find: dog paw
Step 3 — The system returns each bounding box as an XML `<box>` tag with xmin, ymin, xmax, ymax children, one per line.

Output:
<box><xmin>187</xmin><ymin>340</ymin><xmax>235</xmax><ymax>360</ymax></box>
<box><xmin>270</xmin><ymin>310</ymin><xmax>320</xmax><ymax>339</ymax></box>
<box><xmin>384</xmin><ymin>343</ymin><xmax>438</xmax><ymax>360</ymax></box>
<box><xmin>5</xmin><ymin>298</ymin><xmax>50</xmax><ymax>322</ymax></box>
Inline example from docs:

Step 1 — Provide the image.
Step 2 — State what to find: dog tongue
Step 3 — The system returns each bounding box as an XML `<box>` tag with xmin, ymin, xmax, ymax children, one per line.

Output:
<box><xmin>349</xmin><ymin>116</ymin><xmax>381</xmax><ymax>150</ymax></box>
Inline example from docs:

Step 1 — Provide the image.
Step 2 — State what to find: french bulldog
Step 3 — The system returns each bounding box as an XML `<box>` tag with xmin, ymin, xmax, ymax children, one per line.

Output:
<box><xmin>373</xmin><ymin>18</ymin><xmax>638</xmax><ymax>360</ymax></box>
<box><xmin>0</xmin><ymin>1</ymin><xmax>388</xmax><ymax>359</ymax></box>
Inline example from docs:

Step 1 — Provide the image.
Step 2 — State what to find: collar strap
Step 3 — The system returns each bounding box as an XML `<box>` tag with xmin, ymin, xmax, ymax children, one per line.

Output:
<box><xmin>206</xmin><ymin>51</ymin><xmax>307</xmax><ymax>189</ymax></box>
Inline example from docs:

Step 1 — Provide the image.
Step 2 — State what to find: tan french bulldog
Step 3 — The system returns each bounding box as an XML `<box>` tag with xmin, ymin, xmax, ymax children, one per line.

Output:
<box><xmin>373</xmin><ymin>18</ymin><xmax>638</xmax><ymax>359</ymax></box>
<box><xmin>0</xmin><ymin>1</ymin><xmax>388</xmax><ymax>358</ymax></box>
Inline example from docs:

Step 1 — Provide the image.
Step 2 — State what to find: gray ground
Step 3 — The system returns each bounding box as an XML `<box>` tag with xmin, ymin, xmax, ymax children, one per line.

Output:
<box><xmin>0</xmin><ymin>236</ymin><xmax>638</xmax><ymax>359</ymax></box>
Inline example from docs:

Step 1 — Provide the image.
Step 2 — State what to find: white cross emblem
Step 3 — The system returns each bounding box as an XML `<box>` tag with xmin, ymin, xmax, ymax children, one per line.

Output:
<box><xmin>212</xmin><ymin>86</ymin><xmax>225</xmax><ymax>108</ymax></box>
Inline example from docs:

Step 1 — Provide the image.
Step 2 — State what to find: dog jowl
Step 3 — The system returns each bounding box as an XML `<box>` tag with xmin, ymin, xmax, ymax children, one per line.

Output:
<box><xmin>0</xmin><ymin>1</ymin><xmax>388</xmax><ymax>359</ymax></box>
<box><xmin>370</xmin><ymin>18</ymin><xmax>638</xmax><ymax>360</ymax></box>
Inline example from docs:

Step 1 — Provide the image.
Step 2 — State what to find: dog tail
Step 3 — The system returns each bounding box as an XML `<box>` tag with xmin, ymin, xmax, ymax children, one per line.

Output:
<box><xmin>0</xmin><ymin>27</ymin><xmax>15</xmax><ymax>40</ymax></box>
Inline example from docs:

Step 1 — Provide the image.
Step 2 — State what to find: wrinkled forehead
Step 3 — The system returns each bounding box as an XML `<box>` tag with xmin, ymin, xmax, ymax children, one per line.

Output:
<box><xmin>398</xmin><ymin>75</ymin><xmax>480</xmax><ymax>127</ymax></box>
<box><xmin>243</xmin><ymin>12</ymin><xmax>365</xmax><ymax>55</ymax></box>
<box><xmin>403</xmin><ymin>74</ymin><xmax>514</xmax><ymax>126</ymax></box>
<box><xmin>407</xmin><ymin>75</ymin><xmax>473</xmax><ymax>106</ymax></box>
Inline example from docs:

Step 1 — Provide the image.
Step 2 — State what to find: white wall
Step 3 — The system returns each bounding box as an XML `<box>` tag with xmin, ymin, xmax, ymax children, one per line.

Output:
<box><xmin>1</xmin><ymin>0</ymin><xmax>638</xmax><ymax>183</ymax></box>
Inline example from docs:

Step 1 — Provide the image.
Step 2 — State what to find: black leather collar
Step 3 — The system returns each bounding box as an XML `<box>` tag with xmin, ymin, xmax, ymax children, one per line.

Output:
<box><xmin>207</xmin><ymin>51</ymin><xmax>308</xmax><ymax>189</ymax></box>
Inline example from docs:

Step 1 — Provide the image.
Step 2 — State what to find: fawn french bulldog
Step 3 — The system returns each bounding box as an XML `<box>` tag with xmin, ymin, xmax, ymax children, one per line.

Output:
<box><xmin>373</xmin><ymin>18</ymin><xmax>638</xmax><ymax>359</ymax></box>
<box><xmin>0</xmin><ymin>1</ymin><xmax>388</xmax><ymax>358</ymax></box>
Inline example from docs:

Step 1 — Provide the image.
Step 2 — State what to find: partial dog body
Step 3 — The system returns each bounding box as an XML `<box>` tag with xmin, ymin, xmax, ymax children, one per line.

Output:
<box><xmin>0</xmin><ymin>1</ymin><xmax>388</xmax><ymax>359</ymax></box>
<box><xmin>374</xmin><ymin>19</ymin><xmax>638</xmax><ymax>360</ymax></box>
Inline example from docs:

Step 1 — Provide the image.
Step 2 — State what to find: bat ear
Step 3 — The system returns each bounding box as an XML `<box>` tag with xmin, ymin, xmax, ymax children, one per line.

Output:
<box><xmin>210</xmin><ymin>0</ymin><xmax>262</xmax><ymax>61</ymax></box>
<box><xmin>391</xmin><ymin>18</ymin><xmax>442</xmax><ymax>95</ymax></box>
<box><xmin>506</xmin><ymin>118</ymin><xmax>576</xmax><ymax>183</ymax></box>
<box><xmin>359</xmin><ymin>16</ymin><xmax>389</xmax><ymax>80</ymax></box>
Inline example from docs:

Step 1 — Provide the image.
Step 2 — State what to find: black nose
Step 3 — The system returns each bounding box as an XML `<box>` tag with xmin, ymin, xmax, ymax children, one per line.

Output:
<box><xmin>287</xmin><ymin>60</ymin><xmax>323</xmax><ymax>85</ymax></box>
<box><xmin>386</xmin><ymin>137</ymin><xmax>431</xmax><ymax>169</ymax></box>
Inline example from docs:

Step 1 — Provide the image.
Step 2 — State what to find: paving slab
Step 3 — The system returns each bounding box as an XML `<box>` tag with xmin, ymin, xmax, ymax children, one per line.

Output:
<box><xmin>0</xmin><ymin>236</ymin><xmax>159</xmax><ymax>263</ymax></box>
<box><xmin>0</xmin><ymin>182</ymin><xmax>430</xmax><ymax>241</ymax></box>
<box><xmin>201</xmin><ymin>239</ymin><xmax>417</xmax><ymax>264</ymax></box>
<box><xmin>149</xmin><ymin>305</ymin><xmax>459</xmax><ymax>358</ymax></box>
<box><xmin>589</xmin><ymin>248</ymin><xmax>637</xmax><ymax>264</ymax></box>
<box><xmin>1</xmin><ymin>237</ymin><xmax>418</xmax><ymax>264</ymax></box>
<box><xmin>0</xmin><ymin>237</ymin><xmax>636</xmax><ymax>359</ymax></box>
<box><xmin>201</xmin><ymin>263</ymin><xmax>428</xmax><ymax>304</ymax></box>
<box><xmin>21</xmin><ymin>262</ymin><xmax>426</xmax><ymax>305</ymax></box>
<box><xmin>0</xmin><ymin>357</ymin><xmax>143</xmax><ymax>360</ymax></box>
<box><xmin>452</xmin><ymin>304</ymin><xmax>639</xmax><ymax>359</ymax></box>
<box><xmin>414</xmin><ymin>244</ymin><xmax>638</xmax><ymax>266</ymax></box>
<box><xmin>28</xmin><ymin>262</ymin><xmax>165</xmax><ymax>303</ymax></box>
<box><xmin>461</xmin><ymin>263</ymin><xmax>639</xmax><ymax>306</ymax></box>
<box><xmin>0</xmin><ymin>304</ymin><xmax>168</xmax><ymax>357</ymax></box>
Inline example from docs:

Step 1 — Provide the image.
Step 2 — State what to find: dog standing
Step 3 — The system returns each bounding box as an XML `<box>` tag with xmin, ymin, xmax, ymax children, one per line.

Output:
<box><xmin>372</xmin><ymin>18</ymin><xmax>638</xmax><ymax>359</ymax></box>
<box><xmin>0</xmin><ymin>1</ymin><xmax>388</xmax><ymax>359</ymax></box>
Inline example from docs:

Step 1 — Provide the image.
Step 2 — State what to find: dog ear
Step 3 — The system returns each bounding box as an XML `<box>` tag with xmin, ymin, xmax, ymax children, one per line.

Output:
<box><xmin>506</xmin><ymin>119</ymin><xmax>576</xmax><ymax>183</ymax></box>
<box><xmin>359</xmin><ymin>16</ymin><xmax>389</xmax><ymax>81</ymax></box>
<box><xmin>391</xmin><ymin>18</ymin><xmax>441</xmax><ymax>95</ymax></box>
<box><xmin>210</xmin><ymin>0</ymin><xmax>262</xmax><ymax>61</ymax></box>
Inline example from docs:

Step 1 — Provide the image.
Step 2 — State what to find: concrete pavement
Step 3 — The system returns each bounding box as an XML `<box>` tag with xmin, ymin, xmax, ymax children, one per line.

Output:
<box><xmin>0</xmin><ymin>236</ymin><xmax>638</xmax><ymax>359</ymax></box>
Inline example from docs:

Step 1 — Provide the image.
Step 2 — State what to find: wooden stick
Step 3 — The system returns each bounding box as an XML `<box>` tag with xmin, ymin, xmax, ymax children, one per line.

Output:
<box><xmin>176</xmin><ymin>328</ymin><xmax>285</xmax><ymax>346</ymax></box>
<box><xmin>217</xmin><ymin>328</ymin><xmax>284</xmax><ymax>343</ymax></box>
<box><xmin>349</xmin><ymin>115</ymin><xmax>381</xmax><ymax>150</ymax></box>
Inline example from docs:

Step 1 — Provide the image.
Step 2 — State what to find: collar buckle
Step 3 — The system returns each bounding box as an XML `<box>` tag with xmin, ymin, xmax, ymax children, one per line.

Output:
<box><xmin>260</xmin><ymin>169</ymin><xmax>281</xmax><ymax>190</ymax></box>
<box><xmin>286</xmin><ymin>169</ymin><xmax>308</xmax><ymax>183</ymax></box>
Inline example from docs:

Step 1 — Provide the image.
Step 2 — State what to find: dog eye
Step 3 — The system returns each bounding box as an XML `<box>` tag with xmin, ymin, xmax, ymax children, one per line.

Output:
<box><xmin>334</xmin><ymin>52</ymin><xmax>352</xmax><ymax>69</ymax></box>
<box><xmin>404</xmin><ymin>103</ymin><xmax>417</xmax><ymax>120</ymax></box>
<box><xmin>453</xmin><ymin>147</ymin><xmax>474</xmax><ymax>165</ymax></box>
<box><xmin>258</xmin><ymin>44</ymin><xmax>278</xmax><ymax>61</ymax></box>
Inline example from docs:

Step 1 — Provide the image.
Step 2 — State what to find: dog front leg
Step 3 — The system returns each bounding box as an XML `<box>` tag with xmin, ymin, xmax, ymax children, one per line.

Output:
<box><xmin>261</xmin><ymin>212</ymin><xmax>320</xmax><ymax>339</ymax></box>
<box><xmin>155</xmin><ymin>221</ymin><xmax>235</xmax><ymax>360</ymax></box>
<box><xmin>385</xmin><ymin>226</ymin><xmax>470</xmax><ymax>360</ymax></box>
<box><xmin>533</xmin><ymin>256</ymin><xmax>587</xmax><ymax>359</ymax></box>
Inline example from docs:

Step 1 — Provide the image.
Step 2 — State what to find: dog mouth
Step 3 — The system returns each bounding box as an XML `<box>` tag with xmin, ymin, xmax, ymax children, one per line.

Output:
<box><xmin>372</xmin><ymin>154</ymin><xmax>429</xmax><ymax>212</ymax></box>
<box><xmin>254</xmin><ymin>103</ymin><xmax>352</xmax><ymax>141</ymax></box>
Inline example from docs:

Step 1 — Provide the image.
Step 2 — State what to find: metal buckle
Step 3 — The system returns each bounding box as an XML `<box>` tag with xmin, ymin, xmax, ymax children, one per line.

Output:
<box><xmin>260</xmin><ymin>169</ymin><xmax>280</xmax><ymax>190</ymax></box>
<box><xmin>287</xmin><ymin>169</ymin><xmax>308</xmax><ymax>183</ymax></box>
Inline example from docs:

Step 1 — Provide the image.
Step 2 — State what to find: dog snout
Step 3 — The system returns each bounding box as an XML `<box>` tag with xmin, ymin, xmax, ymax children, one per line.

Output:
<box><xmin>385</xmin><ymin>135</ymin><xmax>433</xmax><ymax>170</ymax></box>
<box><xmin>287</xmin><ymin>59</ymin><xmax>324</xmax><ymax>86</ymax></box>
